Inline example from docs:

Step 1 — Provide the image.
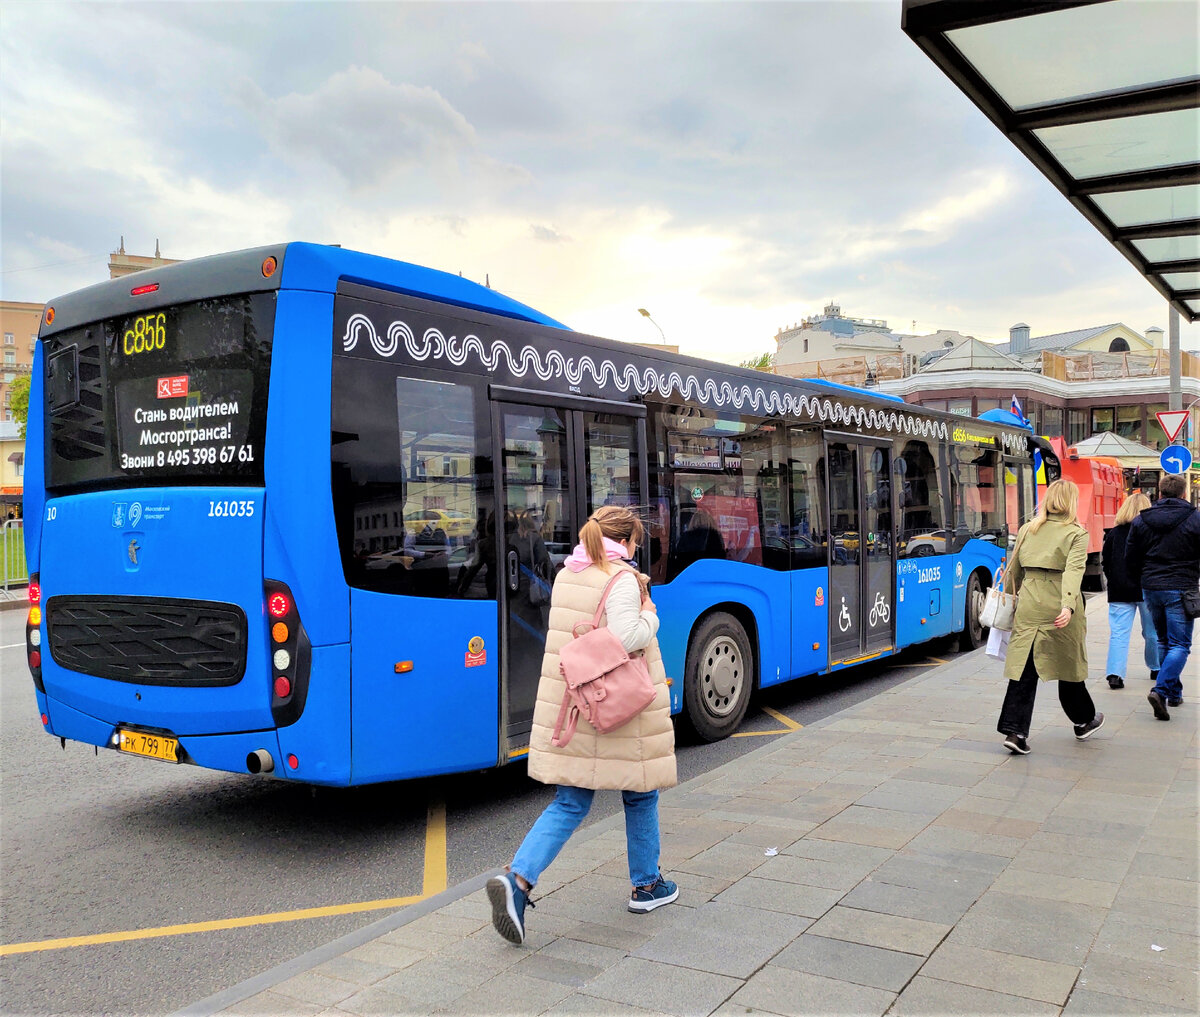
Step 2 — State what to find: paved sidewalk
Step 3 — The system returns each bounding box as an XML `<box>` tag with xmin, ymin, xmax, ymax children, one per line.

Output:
<box><xmin>183</xmin><ymin>598</ymin><xmax>1199</xmax><ymax>1017</ymax></box>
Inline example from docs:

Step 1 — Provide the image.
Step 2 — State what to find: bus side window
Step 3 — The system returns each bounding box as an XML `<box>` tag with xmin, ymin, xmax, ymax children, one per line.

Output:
<box><xmin>331</xmin><ymin>361</ymin><xmax>493</xmax><ymax>599</ymax></box>
<box><xmin>789</xmin><ymin>427</ymin><xmax>826</xmax><ymax>569</ymax></box>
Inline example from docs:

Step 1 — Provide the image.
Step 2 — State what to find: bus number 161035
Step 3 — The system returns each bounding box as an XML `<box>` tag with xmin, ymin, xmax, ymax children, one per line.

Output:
<box><xmin>208</xmin><ymin>500</ymin><xmax>255</xmax><ymax>518</ymax></box>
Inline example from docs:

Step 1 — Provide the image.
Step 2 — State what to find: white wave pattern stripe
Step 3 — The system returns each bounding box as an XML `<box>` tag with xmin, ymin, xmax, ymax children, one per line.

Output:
<box><xmin>340</xmin><ymin>314</ymin><xmax>954</xmax><ymax>441</ymax></box>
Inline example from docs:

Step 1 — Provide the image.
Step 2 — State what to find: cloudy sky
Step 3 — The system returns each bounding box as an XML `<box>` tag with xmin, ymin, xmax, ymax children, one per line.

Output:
<box><xmin>2</xmin><ymin>0</ymin><xmax>1196</xmax><ymax>361</ymax></box>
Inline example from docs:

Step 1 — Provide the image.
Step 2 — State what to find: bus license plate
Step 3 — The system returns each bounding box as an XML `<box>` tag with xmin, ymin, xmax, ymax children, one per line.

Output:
<box><xmin>117</xmin><ymin>729</ymin><xmax>180</xmax><ymax>763</ymax></box>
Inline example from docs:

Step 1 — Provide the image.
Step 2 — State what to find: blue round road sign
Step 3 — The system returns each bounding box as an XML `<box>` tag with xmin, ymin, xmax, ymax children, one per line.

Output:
<box><xmin>1160</xmin><ymin>445</ymin><xmax>1192</xmax><ymax>475</ymax></box>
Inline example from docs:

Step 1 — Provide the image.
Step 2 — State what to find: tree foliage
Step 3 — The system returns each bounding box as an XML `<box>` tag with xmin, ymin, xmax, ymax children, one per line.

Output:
<box><xmin>9</xmin><ymin>374</ymin><xmax>30</xmax><ymax>438</ymax></box>
<box><xmin>739</xmin><ymin>352</ymin><xmax>772</xmax><ymax>372</ymax></box>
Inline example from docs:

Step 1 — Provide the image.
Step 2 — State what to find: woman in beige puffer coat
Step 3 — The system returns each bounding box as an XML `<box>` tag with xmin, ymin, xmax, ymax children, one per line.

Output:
<box><xmin>487</xmin><ymin>506</ymin><xmax>678</xmax><ymax>945</ymax></box>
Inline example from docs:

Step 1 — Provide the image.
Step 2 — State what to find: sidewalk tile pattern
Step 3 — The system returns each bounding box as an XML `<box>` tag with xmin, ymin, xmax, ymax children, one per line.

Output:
<box><xmin>195</xmin><ymin>599</ymin><xmax>1198</xmax><ymax>1017</ymax></box>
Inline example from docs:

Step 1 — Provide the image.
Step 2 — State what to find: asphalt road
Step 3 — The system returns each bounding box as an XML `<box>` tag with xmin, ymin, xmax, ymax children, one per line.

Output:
<box><xmin>0</xmin><ymin>605</ymin><xmax>952</xmax><ymax>1016</ymax></box>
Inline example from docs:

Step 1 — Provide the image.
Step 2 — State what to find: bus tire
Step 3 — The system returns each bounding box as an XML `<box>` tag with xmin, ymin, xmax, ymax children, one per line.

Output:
<box><xmin>682</xmin><ymin>613</ymin><xmax>753</xmax><ymax>742</ymax></box>
<box><xmin>959</xmin><ymin>570</ymin><xmax>986</xmax><ymax>651</ymax></box>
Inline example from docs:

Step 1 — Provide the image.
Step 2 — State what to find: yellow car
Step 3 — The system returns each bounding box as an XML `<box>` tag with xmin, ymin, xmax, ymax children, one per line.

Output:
<box><xmin>405</xmin><ymin>509</ymin><xmax>474</xmax><ymax>541</ymax></box>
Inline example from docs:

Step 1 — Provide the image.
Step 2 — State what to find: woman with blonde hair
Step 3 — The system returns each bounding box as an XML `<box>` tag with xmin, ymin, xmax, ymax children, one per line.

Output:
<box><xmin>997</xmin><ymin>479</ymin><xmax>1103</xmax><ymax>754</ymax></box>
<box><xmin>1102</xmin><ymin>492</ymin><xmax>1159</xmax><ymax>689</ymax></box>
<box><xmin>487</xmin><ymin>505</ymin><xmax>678</xmax><ymax>945</ymax></box>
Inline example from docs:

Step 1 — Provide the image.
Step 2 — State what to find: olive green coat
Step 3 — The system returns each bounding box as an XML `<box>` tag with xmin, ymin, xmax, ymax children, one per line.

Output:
<box><xmin>1003</xmin><ymin>517</ymin><xmax>1090</xmax><ymax>683</ymax></box>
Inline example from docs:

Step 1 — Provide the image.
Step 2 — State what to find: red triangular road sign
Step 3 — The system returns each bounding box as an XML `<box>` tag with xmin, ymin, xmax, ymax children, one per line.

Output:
<box><xmin>1156</xmin><ymin>410</ymin><xmax>1189</xmax><ymax>443</ymax></box>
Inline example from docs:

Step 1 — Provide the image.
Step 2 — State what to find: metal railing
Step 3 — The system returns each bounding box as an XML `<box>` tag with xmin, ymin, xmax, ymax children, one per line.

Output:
<box><xmin>3</xmin><ymin>518</ymin><xmax>27</xmax><ymax>591</ymax></box>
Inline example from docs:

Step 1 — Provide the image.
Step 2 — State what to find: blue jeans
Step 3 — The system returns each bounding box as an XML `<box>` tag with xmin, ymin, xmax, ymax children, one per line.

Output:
<box><xmin>1106</xmin><ymin>601</ymin><xmax>1161</xmax><ymax>677</ymax></box>
<box><xmin>1143</xmin><ymin>589</ymin><xmax>1193</xmax><ymax>703</ymax></box>
<box><xmin>511</xmin><ymin>785</ymin><xmax>660</xmax><ymax>889</ymax></box>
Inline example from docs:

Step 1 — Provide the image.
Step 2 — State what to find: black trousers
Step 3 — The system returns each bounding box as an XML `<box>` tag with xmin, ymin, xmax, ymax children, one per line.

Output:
<box><xmin>997</xmin><ymin>650</ymin><xmax>1096</xmax><ymax>737</ymax></box>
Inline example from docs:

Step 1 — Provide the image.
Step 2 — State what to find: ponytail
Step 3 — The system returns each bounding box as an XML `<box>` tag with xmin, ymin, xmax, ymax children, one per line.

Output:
<box><xmin>577</xmin><ymin>505</ymin><xmax>646</xmax><ymax>573</ymax></box>
<box><xmin>579</xmin><ymin>518</ymin><xmax>609</xmax><ymax>573</ymax></box>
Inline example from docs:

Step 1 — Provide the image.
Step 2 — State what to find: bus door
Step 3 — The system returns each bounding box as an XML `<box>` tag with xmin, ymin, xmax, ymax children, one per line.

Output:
<box><xmin>491</xmin><ymin>388</ymin><xmax>647</xmax><ymax>754</ymax></box>
<box><xmin>826</xmin><ymin>436</ymin><xmax>896</xmax><ymax>666</ymax></box>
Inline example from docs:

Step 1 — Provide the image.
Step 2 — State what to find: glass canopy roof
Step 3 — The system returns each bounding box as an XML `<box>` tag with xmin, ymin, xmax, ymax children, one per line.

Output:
<box><xmin>903</xmin><ymin>0</ymin><xmax>1200</xmax><ymax>323</ymax></box>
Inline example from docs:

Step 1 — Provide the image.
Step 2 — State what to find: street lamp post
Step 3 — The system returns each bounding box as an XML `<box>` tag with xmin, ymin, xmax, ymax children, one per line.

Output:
<box><xmin>637</xmin><ymin>308</ymin><xmax>666</xmax><ymax>344</ymax></box>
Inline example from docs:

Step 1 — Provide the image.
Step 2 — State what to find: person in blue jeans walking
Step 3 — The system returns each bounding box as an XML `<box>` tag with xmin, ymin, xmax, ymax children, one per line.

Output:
<box><xmin>488</xmin><ymin>506</ymin><xmax>678</xmax><ymax>945</ymax></box>
<box><xmin>1102</xmin><ymin>492</ymin><xmax>1159</xmax><ymax>689</ymax></box>
<box><xmin>1126</xmin><ymin>475</ymin><xmax>1200</xmax><ymax>721</ymax></box>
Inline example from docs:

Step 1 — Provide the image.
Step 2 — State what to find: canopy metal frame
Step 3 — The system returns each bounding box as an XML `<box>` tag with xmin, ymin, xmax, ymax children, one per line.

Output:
<box><xmin>903</xmin><ymin>0</ymin><xmax>1200</xmax><ymax>322</ymax></box>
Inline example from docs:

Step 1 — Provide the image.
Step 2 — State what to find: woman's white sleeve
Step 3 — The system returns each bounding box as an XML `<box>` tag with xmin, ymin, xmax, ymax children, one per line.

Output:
<box><xmin>604</xmin><ymin>573</ymin><xmax>659</xmax><ymax>652</ymax></box>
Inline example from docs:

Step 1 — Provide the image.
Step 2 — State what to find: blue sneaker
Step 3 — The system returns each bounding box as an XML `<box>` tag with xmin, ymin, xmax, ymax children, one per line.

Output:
<box><xmin>487</xmin><ymin>872</ymin><xmax>532</xmax><ymax>944</ymax></box>
<box><xmin>629</xmin><ymin>874</ymin><xmax>679</xmax><ymax>913</ymax></box>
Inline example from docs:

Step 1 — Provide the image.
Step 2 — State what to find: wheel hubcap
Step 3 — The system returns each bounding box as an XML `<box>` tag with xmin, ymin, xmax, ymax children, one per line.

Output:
<box><xmin>970</xmin><ymin>585</ymin><xmax>984</xmax><ymax>633</ymax></box>
<box><xmin>701</xmin><ymin>636</ymin><xmax>742</xmax><ymax>717</ymax></box>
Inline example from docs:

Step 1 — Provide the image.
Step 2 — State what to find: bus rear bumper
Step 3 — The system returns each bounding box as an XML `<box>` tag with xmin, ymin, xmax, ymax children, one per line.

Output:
<box><xmin>37</xmin><ymin>694</ymin><xmax>353</xmax><ymax>786</ymax></box>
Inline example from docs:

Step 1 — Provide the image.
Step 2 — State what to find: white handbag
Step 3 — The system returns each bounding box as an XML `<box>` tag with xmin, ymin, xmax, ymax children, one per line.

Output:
<box><xmin>980</xmin><ymin>570</ymin><xmax>1018</xmax><ymax>631</ymax></box>
<box><xmin>980</xmin><ymin>531</ymin><xmax>1024</xmax><ymax>632</ymax></box>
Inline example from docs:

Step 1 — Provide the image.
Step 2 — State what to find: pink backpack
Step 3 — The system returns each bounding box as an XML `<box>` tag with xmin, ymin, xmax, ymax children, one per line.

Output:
<box><xmin>551</xmin><ymin>571</ymin><xmax>657</xmax><ymax>747</ymax></box>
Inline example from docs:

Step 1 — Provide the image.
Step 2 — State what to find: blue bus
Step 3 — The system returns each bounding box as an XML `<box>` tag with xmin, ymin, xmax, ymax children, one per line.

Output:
<box><xmin>23</xmin><ymin>244</ymin><xmax>1051</xmax><ymax>785</ymax></box>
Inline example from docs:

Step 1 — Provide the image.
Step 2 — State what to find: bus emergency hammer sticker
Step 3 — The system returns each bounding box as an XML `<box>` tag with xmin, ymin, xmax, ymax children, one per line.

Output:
<box><xmin>466</xmin><ymin>636</ymin><xmax>486</xmax><ymax>667</ymax></box>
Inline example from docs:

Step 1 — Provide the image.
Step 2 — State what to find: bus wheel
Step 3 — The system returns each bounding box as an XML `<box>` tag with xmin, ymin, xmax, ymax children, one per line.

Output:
<box><xmin>959</xmin><ymin>571</ymin><xmax>986</xmax><ymax>651</ymax></box>
<box><xmin>683</xmin><ymin>613</ymin><xmax>753</xmax><ymax>742</ymax></box>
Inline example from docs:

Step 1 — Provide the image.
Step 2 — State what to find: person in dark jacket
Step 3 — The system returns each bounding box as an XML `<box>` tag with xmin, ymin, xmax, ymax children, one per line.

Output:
<box><xmin>1102</xmin><ymin>492</ymin><xmax>1159</xmax><ymax>689</ymax></box>
<box><xmin>1126</xmin><ymin>475</ymin><xmax>1200</xmax><ymax>720</ymax></box>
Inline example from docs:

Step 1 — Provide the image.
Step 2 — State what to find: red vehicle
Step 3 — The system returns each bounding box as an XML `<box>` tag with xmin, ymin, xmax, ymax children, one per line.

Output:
<box><xmin>1038</xmin><ymin>436</ymin><xmax>1124</xmax><ymax>589</ymax></box>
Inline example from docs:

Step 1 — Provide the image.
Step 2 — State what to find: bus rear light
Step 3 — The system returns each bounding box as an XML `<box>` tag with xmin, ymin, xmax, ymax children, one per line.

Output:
<box><xmin>45</xmin><ymin>306</ymin><xmax>55</xmax><ymax>324</ymax></box>
<box><xmin>287</xmin><ymin>754</ymin><xmax>299</xmax><ymax>770</ymax></box>
<box><xmin>261</xmin><ymin>256</ymin><xmax>278</xmax><ymax>278</ymax></box>
<box><xmin>26</xmin><ymin>572</ymin><xmax>43</xmax><ymax>692</ymax></box>
<box><xmin>264</xmin><ymin>580</ymin><xmax>310</xmax><ymax>727</ymax></box>
<box><xmin>130</xmin><ymin>283</ymin><xmax>159</xmax><ymax>296</ymax></box>
<box><xmin>41</xmin><ymin>713</ymin><xmax>49</xmax><ymax>726</ymax></box>
<box><xmin>394</xmin><ymin>660</ymin><xmax>413</xmax><ymax>674</ymax></box>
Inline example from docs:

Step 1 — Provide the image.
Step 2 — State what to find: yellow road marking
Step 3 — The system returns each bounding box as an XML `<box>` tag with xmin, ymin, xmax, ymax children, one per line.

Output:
<box><xmin>896</xmin><ymin>656</ymin><xmax>949</xmax><ymax>668</ymax></box>
<box><xmin>423</xmin><ymin>799</ymin><xmax>447</xmax><ymax>897</ymax></box>
<box><xmin>731</xmin><ymin>706</ymin><xmax>803</xmax><ymax>737</ymax></box>
<box><xmin>761</xmin><ymin>706</ymin><xmax>803</xmax><ymax>731</ymax></box>
<box><xmin>1</xmin><ymin>799</ymin><xmax>448</xmax><ymax>957</ymax></box>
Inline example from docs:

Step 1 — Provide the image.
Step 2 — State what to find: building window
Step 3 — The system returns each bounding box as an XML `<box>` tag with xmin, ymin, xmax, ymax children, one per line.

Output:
<box><xmin>1068</xmin><ymin>410</ymin><xmax>1087</xmax><ymax>445</ymax></box>
<box><xmin>3</xmin><ymin>351</ymin><xmax>14</xmax><ymax>366</ymax></box>
<box><xmin>3</xmin><ymin>333</ymin><xmax>13</xmax><ymax>346</ymax></box>
<box><xmin>1115</xmin><ymin>406</ymin><xmax>1141</xmax><ymax>440</ymax></box>
<box><xmin>1042</xmin><ymin>407</ymin><xmax>1064</xmax><ymax>438</ymax></box>
<box><xmin>1146</xmin><ymin>403</ymin><xmax>1170</xmax><ymax>450</ymax></box>
<box><xmin>1091</xmin><ymin>408</ymin><xmax>1114</xmax><ymax>434</ymax></box>
<box><xmin>1108</xmin><ymin>337</ymin><xmax>1130</xmax><ymax>352</ymax></box>
<box><xmin>947</xmin><ymin>399</ymin><xmax>972</xmax><ymax>416</ymax></box>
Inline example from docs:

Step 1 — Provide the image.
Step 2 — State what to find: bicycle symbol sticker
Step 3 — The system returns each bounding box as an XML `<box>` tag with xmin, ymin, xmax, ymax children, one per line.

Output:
<box><xmin>869</xmin><ymin>591</ymin><xmax>890</xmax><ymax>626</ymax></box>
<box><xmin>838</xmin><ymin>597</ymin><xmax>852</xmax><ymax>633</ymax></box>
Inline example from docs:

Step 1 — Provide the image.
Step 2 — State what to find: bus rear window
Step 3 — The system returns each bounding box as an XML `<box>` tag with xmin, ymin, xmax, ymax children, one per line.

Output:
<box><xmin>43</xmin><ymin>293</ymin><xmax>274</xmax><ymax>491</ymax></box>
